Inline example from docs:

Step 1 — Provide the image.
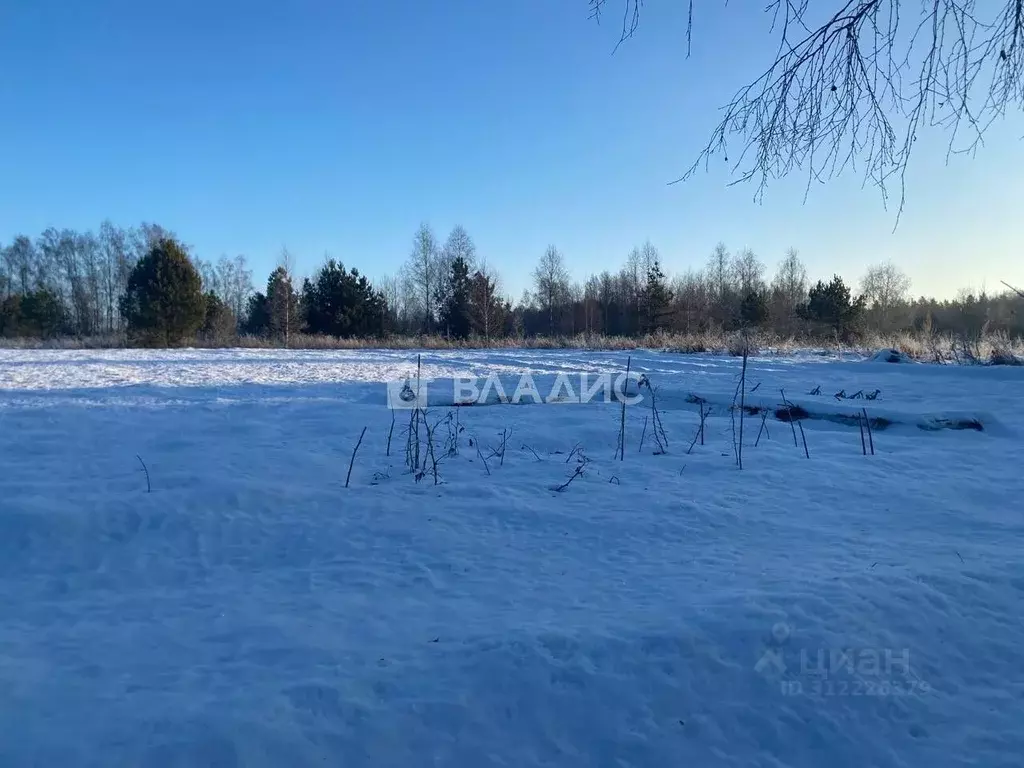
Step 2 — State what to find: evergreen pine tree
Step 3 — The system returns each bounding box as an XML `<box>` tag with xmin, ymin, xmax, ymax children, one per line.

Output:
<box><xmin>200</xmin><ymin>291</ymin><xmax>237</xmax><ymax>343</ymax></box>
<box><xmin>469</xmin><ymin>270</ymin><xmax>507</xmax><ymax>340</ymax></box>
<box><xmin>740</xmin><ymin>290</ymin><xmax>769</xmax><ymax>328</ymax></box>
<box><xmin>119</xmin><ymin>238</ymin><xmax>205</xmax><ymax>346</ymax></box>
<box><xmin>266</xmin><ymin>266</ymin><xmax>299</xmax><ymax>344</ymax></box>
<box><xmin>438</xmin><ymin>256</ymin><xmax>472</xmax><ymax>339</ymax></box>
<box><xmin>798</xmin><ymin>275</ymin><xmax>866</xmax><ymax>339</ymax></box>
<box><xmin>302</xmin><ymin>259</ymin><xmax>386</xmax><ymax>338</ymax></box>
<box><xmin>243</xmin><ymin>292</ymin><xmax>270</xmax><ymax>336</ymax></box>
<box><xmin>643</xmin><ymin>260</ymin><xmax>673</xmax><ymax>333</ymax></box>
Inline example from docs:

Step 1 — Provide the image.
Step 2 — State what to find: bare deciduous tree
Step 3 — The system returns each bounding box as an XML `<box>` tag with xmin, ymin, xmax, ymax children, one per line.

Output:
<box><xmin>440</xmin><ymin>225</ymin><xmax>476</xmax><ymax>276</ymax></box>
<box><xmin>99</xmin><ymin>221</ymin><xmax>133</xmax><ymax>332</ymax></box>
<box><xmin>770</xmin><ymin>248</ymin><xmax>809</xmax><ymax>332</ymax></box>
<box><xmin>672</xmin><ymin>269</ymin><xmax>713</xmax><ymax>333</ymax></box>
<box><xmin>132</xmin><ymin>223</ymin><xmax>176</xmax><ymax>259</ymax></box>
<box><xmin>706</xmin><ymin>242</ymin><xmax>732</xmax><ymax>303</ymax></box>
<box><xmin>402</xmin><ymin>223</ymin><xmax>442</xmax><ymax>333</ymax></box>
<box><xmin>705</xmin><ymin>242</ymin><xmax>737</xmax><ymax>326</ymax></box>
<box><xmin>732</xmin><ymin>248</ymin><xmax>766</xmax><ymax>297</ymax></box>
<box><xmin>861</xmin><ymin>261</ymin><xmax>911</xmax><ymax>328</ymax></box>
<box><xmin>3</xmin><ymin>235</ymin><xmax>36</xmax><ymax>295</ymax></box>
<box><xmin>375</xmin><ymin>273</ymin><xmax>403</xmax><ymax>332</ymax></box>
<box><xmin>772</xmin><ymin>249</ymin><xmax>809</xmax><ymax>305</ymax></box>
<box><xmin>533</xmin><ymin>245</ymin><xmax>571</xmax><ymax>336</ymax></box>
<box><xmin>218</xmin><ymin>255</ymin><xmax>254</xmax><ymax>323</ymax></box>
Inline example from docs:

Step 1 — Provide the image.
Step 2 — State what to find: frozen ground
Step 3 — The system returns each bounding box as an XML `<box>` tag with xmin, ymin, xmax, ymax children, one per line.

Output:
<box><xmin>1</xmin><ymin>347</ymin><xmax>1022</xmax><ymax>767</ymax></box>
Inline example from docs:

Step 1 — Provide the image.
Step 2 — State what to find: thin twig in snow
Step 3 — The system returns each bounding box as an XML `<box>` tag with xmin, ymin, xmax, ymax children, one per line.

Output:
<box><xmin>617</xmin><ymin>355</ymin><xmax>631</xmax><ymax>461</ymax></box>
<box><xmin>797</xmin><ymin>420</ymin><xmax>809</xmax><ymax>459</ymax></box>
<box><xmin>555</xmin><ymin>463</ymin><xmax>586</xmax><ymax>492</ymax></box>
<box><xmin>425</xmin><ymin>418</ymin><xmax>441</xmax><ymax>485</ymax></box>
<box><xmin>346</xmin><ymin>426</ymin><xmax>367</xmax><ymax>488</ymax></box>
<box><xmin>780</xmin><ymin>389</ymin><xmax>809</xmax><ymax>458</ymax></box>
<box><xmin>475</xmin><ymin>438</ymin><xmax>491</xmax><ymax>476</ymax></box>
<box><xmin>500</xmin><ymin>427</ymin><xmax>510</xmax><ymax>466</ymax></box>
<box><xmin>136</xmin><ymin>455</ymin><xmax>151</xmax><ymax>493</ymax></box>
<box><xmin>862</xmin><ymin>407</ymin><xmax>875</xmax><ymax>455</ymax></box>
<box><xmin>754</xmin><ymin>408</ymin><xmax>770</xmax><ymax>448</ymax></box>
<box><xmin>404</xmin><ymin>355</ymin><xmax>423</xmax><ymax>471</ymax></box>
<box><xmin>566</xmin><ymin>443</ymin><xmax>583</xmax><ymax>464</ymax></box>
<box><xmin>643</xmin><ymin>377</ymin><xmax>668</xmax><ymax>451</ymax></box>
<box><xmin>780</xmin><ymin>388</ymin><xmax>798</xmax><ymax>447</ymax></box>
<box><xmin>520</xmin><ymin>444</ymin><xmax>542</xmax><ymax>461</ymax></box>
<box><xmin>730</xmin><ymin>375</ymin><xmax>742</xmax><ymax>465</ymax></box>
<box><xmin>737</xmin><ymin>345</ymin><xmax>749</xmax><ymax>469</ymax></box>
<box><xmin>687</xmin><ymin>406</ymin><xmax>710</xmax><ymax>455</ymax></box>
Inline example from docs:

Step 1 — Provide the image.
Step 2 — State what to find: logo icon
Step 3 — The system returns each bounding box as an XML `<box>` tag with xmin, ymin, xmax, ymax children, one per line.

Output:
<box><xmin>386</xmin><ymin>377</ymin><xmax>428</xmax><ymax>409</ymax></box>
<box><xmin>755</xmin><ymin>622</ymin><xmax>791</xmax><ymax>676</ymax></box>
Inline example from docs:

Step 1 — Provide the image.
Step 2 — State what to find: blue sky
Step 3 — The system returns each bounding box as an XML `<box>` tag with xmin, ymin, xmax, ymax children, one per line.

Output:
<box><xmin>1</xmin><ymin>0</ymin><xmax>1021</xmax><ymax>300</ymax></box>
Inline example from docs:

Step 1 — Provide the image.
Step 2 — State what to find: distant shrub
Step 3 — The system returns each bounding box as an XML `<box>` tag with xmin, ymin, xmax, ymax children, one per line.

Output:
<box><xmin>989</xmin><ymin>350</ymin><xmax>1023</xmax><ymax>366</ymax></box>
<box><xmin>740</xmin><ymin>291</ymin><xmax>770</xmax><ymax>328</ymax></box>
<box><xmin>0</xmin><ymin>288</ymin><xmax>65</xmax><ymax>339</ymax></box>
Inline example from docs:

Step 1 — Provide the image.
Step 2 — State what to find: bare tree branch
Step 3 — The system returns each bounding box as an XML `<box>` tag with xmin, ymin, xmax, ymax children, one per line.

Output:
<box><xmin>1002</xmin><ymin>279</ymin><xmax>1024</xmax><ymax>298</ymax></box>
<box><xmin>594</xmin><ymin>1</ymin><xmax>1024</xmax><ymax>217</ymax></box>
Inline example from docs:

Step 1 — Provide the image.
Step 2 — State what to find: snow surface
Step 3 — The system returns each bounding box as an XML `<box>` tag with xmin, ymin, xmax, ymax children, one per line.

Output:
<box><xmin>1</xmin><ymin>347</ymin><xmax>1022</xmax><ymax>767</ymax></box>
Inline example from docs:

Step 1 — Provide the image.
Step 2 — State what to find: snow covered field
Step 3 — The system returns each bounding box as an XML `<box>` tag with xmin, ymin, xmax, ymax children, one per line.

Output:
<box><xmin>1</xmin><ymin>347</ymin><xmax>1022</xmax><ymax>767</ymax></box>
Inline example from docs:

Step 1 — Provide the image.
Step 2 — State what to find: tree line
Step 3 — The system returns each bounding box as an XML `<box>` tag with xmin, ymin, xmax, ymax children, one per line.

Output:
<box><xmin>1</xmin><ymin>220</ymin><xmax>1020</xmax><ymax>346</ymax></box>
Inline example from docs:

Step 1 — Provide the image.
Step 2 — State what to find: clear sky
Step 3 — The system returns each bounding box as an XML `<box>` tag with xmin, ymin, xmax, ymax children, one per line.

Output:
<box><xmin>1</xmin><ymin>0</ymin><xmax>1021</xmax><ymax>300</ymax></box>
